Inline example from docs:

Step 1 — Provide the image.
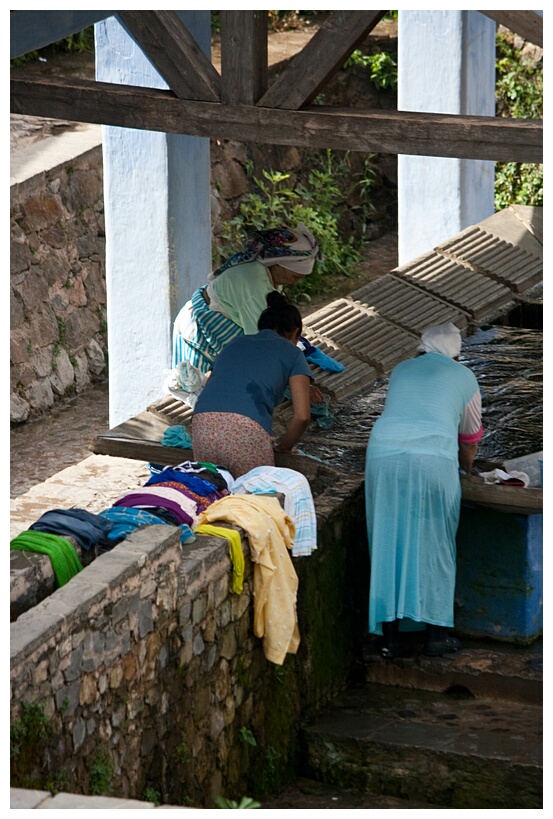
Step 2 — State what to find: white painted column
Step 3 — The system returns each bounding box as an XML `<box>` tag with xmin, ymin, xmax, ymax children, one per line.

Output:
<box><xmin>95</xmin><ymin>12</ymin><xmax>212</xmax><ymax>426</ymax></box>
<box><xmin>397</xmin><ymin>10</ymin><xmax>496</xmax><ymax>265</ymax></box>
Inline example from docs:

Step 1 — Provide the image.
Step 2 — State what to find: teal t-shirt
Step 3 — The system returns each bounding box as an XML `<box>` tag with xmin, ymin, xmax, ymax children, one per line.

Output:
<box><xmin>193</xmin><ymin>329</ymin><xmax>313</xmax><ymax>434</ymax></box>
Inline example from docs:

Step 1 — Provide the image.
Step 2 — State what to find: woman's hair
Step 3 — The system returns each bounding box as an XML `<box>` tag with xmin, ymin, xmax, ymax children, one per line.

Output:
<box><xmin>257</xmin><ymin>290</ymin><xmax>303</xmax><ymax>336</ymax></box>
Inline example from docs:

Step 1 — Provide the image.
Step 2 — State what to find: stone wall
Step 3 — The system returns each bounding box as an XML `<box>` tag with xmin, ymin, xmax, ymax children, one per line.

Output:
<box><xmin>10</xmin><ymin>474</ymin><xmax>368</xmax><ymax>808</ymax></box>
<box><xmin>10</xmin><ymin>145</ymin><xmax>107</xmax><ymax>424</ymax></box>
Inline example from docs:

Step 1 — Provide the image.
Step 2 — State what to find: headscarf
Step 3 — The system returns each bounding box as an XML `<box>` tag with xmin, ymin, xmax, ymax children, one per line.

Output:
<box><xmin>209</xmin><ymin>223</ymin><xmax>322</xmax><ymax>280</ymax></box>
<box><xmin>418</xmin><ymin>322</ymin><xmax>462</xmax><ymax>359</ymax></box>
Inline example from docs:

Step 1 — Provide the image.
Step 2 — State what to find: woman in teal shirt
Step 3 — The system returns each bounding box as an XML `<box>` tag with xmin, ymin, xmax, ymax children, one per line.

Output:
<box><xmin>191</xmin><ymin>291</ymin><xmax>313</xmax><ymax>479</ymax></box>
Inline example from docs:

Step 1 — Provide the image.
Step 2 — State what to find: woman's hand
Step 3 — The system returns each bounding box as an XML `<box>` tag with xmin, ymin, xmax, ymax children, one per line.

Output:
<box><xmin>309</xmin><ymin>384</ymin><xmax>324</xmax><ymax>404</ymax></box>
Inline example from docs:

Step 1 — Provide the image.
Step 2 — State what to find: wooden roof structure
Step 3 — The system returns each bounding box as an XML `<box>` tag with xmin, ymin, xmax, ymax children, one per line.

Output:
<box><xmin>11</xmin><ymin>10</ymin><xmax>542</xmax><ymax>163</ymax></box>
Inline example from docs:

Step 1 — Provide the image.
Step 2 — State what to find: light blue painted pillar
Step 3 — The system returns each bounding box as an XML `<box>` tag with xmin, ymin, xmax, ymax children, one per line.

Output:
<box><xmin>397</xmin><ymin>10</ymin><xmax>496</xmax><ymax>265</ymax></box>
<box><xmin>95</xmin><ymin>12</ymin><xmax>212</xmax><ymax>425</ymax></box>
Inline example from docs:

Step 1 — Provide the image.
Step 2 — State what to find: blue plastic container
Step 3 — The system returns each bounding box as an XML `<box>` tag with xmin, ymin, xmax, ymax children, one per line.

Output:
<box><xmin>455</xmin><ymin>506</ymin><xmax>543</xmax><ymax>644</ymax></box>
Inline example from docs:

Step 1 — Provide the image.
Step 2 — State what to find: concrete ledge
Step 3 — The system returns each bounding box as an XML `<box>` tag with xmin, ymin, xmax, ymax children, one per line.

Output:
<box><xmin>10</xmin><ymin>124</ymin><xmax>102</xmax><ymax>189</ymax></box>
<box><xmin>10</xmin><ymin>787</ymin><xmax>195</xmax><ymax>809</ymax></box>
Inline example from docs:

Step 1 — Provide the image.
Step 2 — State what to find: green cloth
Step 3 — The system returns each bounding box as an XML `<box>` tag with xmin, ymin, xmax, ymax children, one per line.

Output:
<box><xmin>196</xmin><ymin>461</ymin><xmax>219</xmax><ymax>474</ymax></box>
<box><xmin>194</xmin><ymin>523</ymin><xmax>245</xmax><ymax>594</ymax></box>
<box><xmin>11</xmin><ymin>531</ymin><xmax>83</xmax><ymax>587</ymax></box>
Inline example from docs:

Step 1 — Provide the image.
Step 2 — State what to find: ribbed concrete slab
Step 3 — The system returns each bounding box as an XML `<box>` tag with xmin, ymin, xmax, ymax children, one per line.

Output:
<box><xmin>303</xmin><ymin>300</ymin><xmax>419</xmax><ymax>373</ymax></box>
<box><xmin>348</xmin><ymin>274</ymin><xmax>470</xmax><ymax>334</ymax></box>
<box><xmin>437</xmin><ymin>226</ymin><xmax>543</xmax><ymax>293</ymax></box>
<box><xmin>148</xmin><ymin>395</ymin><xmax>194</xmax><ymax>426</ymax></box>
<box><xmin>391</xmin><ymin>253</ymin><xmax>514</xmax><ymax>320</ymax></box>
<box><xmin>303</xmin><ymin>342</ymin><xmax>379</xmax><ymax>400</ymax></box>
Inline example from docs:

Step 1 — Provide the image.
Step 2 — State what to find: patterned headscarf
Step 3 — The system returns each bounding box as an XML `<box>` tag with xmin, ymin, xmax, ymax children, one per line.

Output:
<box><xmin>418</xmin><ymin>323</ymin><xmax>462</xmax><ymax>359</ymax></box>
<box><xmin>209</xmin><ymin>223</ymin><xmax>323</xmax><ymax>280</ymax></box>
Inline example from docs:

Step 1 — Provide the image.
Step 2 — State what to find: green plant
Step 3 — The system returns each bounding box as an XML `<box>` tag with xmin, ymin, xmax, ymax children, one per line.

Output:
<box><xmin>11</xmin><ymin>701</ymin><xmax>54</xmax><ymax>787</ymax></box>
<box><xmin>494</xmin><ymin>31</ymin><xmax>542</xmax><ymax>210</ymax></box>
<box><xmin>238</xmin><ymin>726</ymin><xmax>257</xmax><ymax>747</ymax></box>
<box><xmin>88</xmin><ymin>749</ymin><xmax>114</xmax><ymax>795</ymax></box>
<box><xmin>176</xmin><ymin>733</ymin><xmax>189</xmax><ymax>764</ymax></box>
<box><xmin>215</xmin><ymin>795</ymin><xmax>261</xmax><ymax>809</ymax></box>
<box><xmin>217</xmin><ymin>149</ymin><xmax>369</xmax><ymax>301</ymax></box>
<box><xmin>44</xmin><ymin>769</ymin><xmax>70</xmax><ymax>795</ymax></box>
<box><xmin>56</xmin><ymin>318</ymin><xmax>67</xmax><ymax>346</ymax></box>
<box><xmin>494</xmin><ymin>162</ymin><xmax>543</xmax><ymax>210</ymax></box>
<box><xmin>344</xmin><ymin>49</ymin><xmax>397</xmax><ymax>91</ymax></box>
<box><xmin>145</xmin><ymin>787</ymin><xmax>162</xmax><ymax>806</ymax></box>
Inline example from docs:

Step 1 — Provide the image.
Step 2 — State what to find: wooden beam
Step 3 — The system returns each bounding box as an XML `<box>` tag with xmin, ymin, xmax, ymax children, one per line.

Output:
<box><xmin>220</xmin><ymin>11</ymin><xmax>268</xmax><ymax>104</ymax></box>
<box><xmin>117</xmin><ymin>10</ymin><xmax>220</xmax><ymax>102</ymax></box>
<box><xmin>478</xmin><ymin>10</ymin><xmax>543</xmax><ymax>48</ymax></box>
<box><xmin>10</xmin><ymin>77</ymin><xmax>543</xmax><ymax>163</ymax></box>
<box><xmin>258</xmin><ymin>10</ymin><xmax>387</xmax><ymax>110</ymax></box>
<box><xmin>10</xmin><ymin>10</ymin><xmax>112</xmax><ymax>60</ymax></box>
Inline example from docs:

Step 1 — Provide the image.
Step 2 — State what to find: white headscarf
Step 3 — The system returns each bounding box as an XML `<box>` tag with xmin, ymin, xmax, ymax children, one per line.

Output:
<box><xmin>418</xmin><ymin>323</ymin><xmax>462</xmax><ymax>359</ymax></box>
<box><xmin>265</xmin><ymin>223</ymin><xmax>322</xmax><ymax>276</ymax></box>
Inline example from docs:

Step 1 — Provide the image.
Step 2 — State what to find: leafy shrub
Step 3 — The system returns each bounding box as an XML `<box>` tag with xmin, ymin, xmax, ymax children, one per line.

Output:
<box><xmin>216</xmin><ymin>150</ymin><xmax>377</xmax><ymax>301</ymax></box>
<box><xmin>494</xmin><ymin>31</ymin><xmax>543</xmax><ymax>209</ymax></box>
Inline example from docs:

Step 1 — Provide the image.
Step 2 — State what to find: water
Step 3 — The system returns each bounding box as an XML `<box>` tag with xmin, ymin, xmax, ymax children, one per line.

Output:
<box><xmin>299</xmin><ymin>325</ymin><xmax>543</xmax><ymax>472</ymax></box>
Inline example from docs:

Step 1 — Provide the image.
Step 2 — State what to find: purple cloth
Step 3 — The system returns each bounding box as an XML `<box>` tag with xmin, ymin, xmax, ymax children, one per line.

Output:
<box><xmin>113</xmin><ymin>493</ymin><xmax>194</xmax><ymax>526</ymax></box>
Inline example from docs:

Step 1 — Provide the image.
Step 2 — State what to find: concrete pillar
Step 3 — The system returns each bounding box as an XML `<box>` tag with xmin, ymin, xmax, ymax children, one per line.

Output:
<box><xmin>95</xmin><ymin>12</ymin><xmax>212</xmax><ymax>425</ymax></box>
<box><xmin>397</xmin><ymin>10</ymin><xmax>496</xmax><ymax>265</ymax></box>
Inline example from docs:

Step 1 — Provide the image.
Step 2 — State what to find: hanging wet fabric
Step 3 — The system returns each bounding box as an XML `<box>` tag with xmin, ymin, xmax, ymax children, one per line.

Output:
<box><xmin>194</xmin><ymin>523</ymin><xmax>245</xmax><ymax>593</ymax></box>
<box><xmin>28</xmin><ymin>507</ymin><xmax>113</xmax><ymax>552</ymax></box>
<box><xmin>11</xmin><ymin>531</ymin><xmax>83</xmax><ymax>587</ymax></box>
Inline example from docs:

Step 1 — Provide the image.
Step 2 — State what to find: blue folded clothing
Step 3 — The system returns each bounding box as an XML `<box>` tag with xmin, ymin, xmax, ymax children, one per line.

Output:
<box><xmin>305</xmin><ymin>347</ymin><xmax>345</xmax><ymax>373</ymax></box>
<box><xmin>29</xmin><ymin>508</ymin><xmax>113</xmax><ymax>551</ymax></box>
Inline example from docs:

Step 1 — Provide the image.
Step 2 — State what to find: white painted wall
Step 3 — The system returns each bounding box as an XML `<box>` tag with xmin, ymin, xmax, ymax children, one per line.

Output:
<box><xmin>96</xmin><ymin>11</ymin><xmax>212</xmax><ymax>426</ymax></box>
<box><xmin>397</xmin><ymin>10</ymin><xmax>496</xmax><ymax>265</ymax></box>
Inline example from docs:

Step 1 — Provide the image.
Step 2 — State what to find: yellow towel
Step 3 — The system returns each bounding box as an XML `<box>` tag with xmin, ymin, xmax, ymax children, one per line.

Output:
<box><xmin>196</xmin><ymin>494</ymin><xmax>299</xmax><ymax>665</ymax></box>
<box><xmin>194</xmin><ymin>523</ymin><xmax>245</xmax><ymax>594</ymax></box>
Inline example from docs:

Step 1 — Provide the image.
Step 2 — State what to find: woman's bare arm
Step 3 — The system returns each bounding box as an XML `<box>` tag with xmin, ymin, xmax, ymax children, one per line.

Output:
<box><xmin>459</xmin><ymin>441</ymin><xmax>478</xmax><ymax>474</ymax></box>
<box><xmin>274</xmin><ymin>374</ymin><xmax>311</xmax><ymax>453</ymax></box>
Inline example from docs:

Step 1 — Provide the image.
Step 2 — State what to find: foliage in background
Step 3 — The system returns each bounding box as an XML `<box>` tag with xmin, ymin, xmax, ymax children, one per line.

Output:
<box><xmin>216</xmin><ymin>150</ymin><xmax>377</xmax><ymax>301</ymax></box>
<box><xmin>344</xmin><ymin>49</ymin><xmax>397</xmax><ymax>91</ymax></box>
<box><xmin>215</xmin><ymin>795</ymin><xmax>261</xmax><ymax>809</ymax></box>
<box><xmin>11</xmin><ymin>26</ymin><xmax>94</xmax><ymax>68</ymax></box>
<box><xmin>494</xmin><ymin>30</ymin><xmax>543</xmax><ymax>210</ymax></box>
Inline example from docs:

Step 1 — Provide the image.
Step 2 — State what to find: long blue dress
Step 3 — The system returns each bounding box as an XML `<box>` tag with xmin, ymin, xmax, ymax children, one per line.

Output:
<box><xmin>365</xmin><ymin>352</ymin><xmax>481</xmax><ymax>635</ymax></box>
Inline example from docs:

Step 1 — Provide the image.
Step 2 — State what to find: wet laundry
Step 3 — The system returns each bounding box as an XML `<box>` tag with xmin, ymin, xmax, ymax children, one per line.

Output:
<box><xmin>98</xmin><ymin>506</ymin><xmax>196</xmax><ymax>544</ymax></box>
<box><xmin>28</xmin><ymin>507</ymin><xmax>113</xmax><ymax>551</ymax></box>
<box><xmin>231</xmin><ymin>465</ymin><xmax>317</xmax><ymax>557</ymax></box>
<box><xmin>195</xmin><ymin>494</ymin><xmax>299</xmax><ymax>665</ymax></box>
<box><xmin>194</xmin><ymin>523</ymin><xmax>245</xmax><ymax>593</ymax></box>
<box><xmin>11</xmin><ymin>530</ymin><xmax>83</xmax><ymax>587</ymax></box>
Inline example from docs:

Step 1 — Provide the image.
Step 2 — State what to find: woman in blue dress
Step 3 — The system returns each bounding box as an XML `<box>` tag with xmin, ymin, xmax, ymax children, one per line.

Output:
<box><xmin>365</xmin><ymin>323</ymin><xmax>483</xmax><ymax>658</ymax></box>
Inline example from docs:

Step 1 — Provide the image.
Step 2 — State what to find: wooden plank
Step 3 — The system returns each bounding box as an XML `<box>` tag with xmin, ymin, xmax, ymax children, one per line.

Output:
<box><xmin>117</xmin><ymin>10</ymin><xmax>220</xmax><ymax>102</ymax></box>
<box><xmin>478</xmin><ymin>10</ymin><xmax>543</xmax><ymax>48</ymax></box>
<box><xmin>220</xmin><ymin>11</ymin><xmax>268</xmax><ymax>105</ymax></box>
<box><xmin>461</xmin><ymin>477</ymin><xmax>542</xmax><ymax>516</ymax></box>
<box><xmin>258</xmin><ymin>10</ymin><xmax>386</xmax><ymax>110</ymax></box>
<box><xmin>10</xmin><ymin>10</ymin><xmax>111</xmax><ymax>60</ymax></box>
<box><xmin>10</xmin><ymin>77</ymin><xmax>543</xmax><ymax>163</ymax></box>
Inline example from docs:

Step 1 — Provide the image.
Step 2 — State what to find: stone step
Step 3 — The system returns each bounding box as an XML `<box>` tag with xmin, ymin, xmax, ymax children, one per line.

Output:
<box><xmin>301</xmin><ymin>682</ymin><xmax>542</xmax><ymax>809</ymax></box>
<box><xmin>362</xmin><ymin>634</ymin><xmax>543</xmax><ymax>706</ymax></box>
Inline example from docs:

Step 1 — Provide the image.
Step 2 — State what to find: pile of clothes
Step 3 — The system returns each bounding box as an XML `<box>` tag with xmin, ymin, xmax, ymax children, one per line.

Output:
<box><xmin>9</xmin><ymin>461</ymin><xmax>235</xmax><ymax>588</ymax></box>
<box><xmin>11</xmin><ymin>461</ymin><xmax>319</xmax><ymax>666</ymax></box>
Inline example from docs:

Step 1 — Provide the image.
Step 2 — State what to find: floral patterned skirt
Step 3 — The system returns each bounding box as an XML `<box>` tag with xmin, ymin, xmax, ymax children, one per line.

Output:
<box><xmin>191</xmin><ymin>412</ymin><xmax>275</xmax><ymax>479</ymax></box>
